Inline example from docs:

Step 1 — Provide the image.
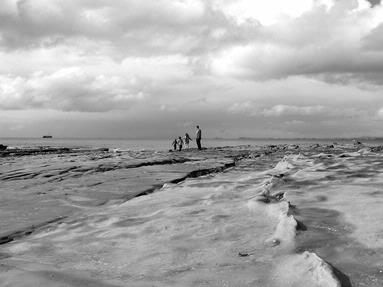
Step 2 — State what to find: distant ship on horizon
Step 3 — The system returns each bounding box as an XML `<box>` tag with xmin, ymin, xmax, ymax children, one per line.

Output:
<box><xmin>42</xmin><ymin>135</ymin><xmax>53</xmax><ymax>138</ymax></box>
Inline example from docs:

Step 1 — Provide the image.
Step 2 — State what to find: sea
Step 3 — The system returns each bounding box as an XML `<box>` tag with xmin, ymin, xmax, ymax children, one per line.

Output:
<box><xmin>1</xmin><ymin>137</ymin><xmax>382</xmax><ymax>151</ymax></box>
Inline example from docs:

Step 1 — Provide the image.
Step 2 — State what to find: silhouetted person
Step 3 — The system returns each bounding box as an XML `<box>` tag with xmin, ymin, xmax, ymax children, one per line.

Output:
<box><xmin>172</xmin><ymin>138</ymin><xmax>177</xmax><ymax>151</ymax></box>
<box><xmin>177</xmin><ymin>136</ymin><xmax>183</xmax><ymax>151</ymax></box>
<box><xmin>184</xmin><ymin>133</ymin><xmax>192</xmax><ymax>148</ymax></box>
<box><xmin>196</xmin><ymin>125</ymin><xmax>202</xmax><ymax>150</ymax></box>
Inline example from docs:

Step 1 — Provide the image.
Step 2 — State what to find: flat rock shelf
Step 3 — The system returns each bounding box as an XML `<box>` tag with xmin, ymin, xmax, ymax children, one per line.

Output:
<box><xmin>0</xmin><ymin>146</ymin><xmax>249</xmax><ymax>241</ymax></box>
<box><xmin>1</xmin><ymin>143</ymin><xmax>383</xmax><ymax>287</ymax></box>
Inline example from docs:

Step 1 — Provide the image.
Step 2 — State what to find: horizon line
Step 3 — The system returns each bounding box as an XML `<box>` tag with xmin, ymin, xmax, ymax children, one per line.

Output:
<box><xmin>1</xmin><ymin>136</ymin><xmax>383</xmax><ymax>141</ymax></box>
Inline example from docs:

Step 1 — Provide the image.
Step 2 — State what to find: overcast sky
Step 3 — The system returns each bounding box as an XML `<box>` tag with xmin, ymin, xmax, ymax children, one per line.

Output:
<box><xmin>1</xmin><ymin>0</ymin><xmax>383</xmax><ymax>139</ymax></box>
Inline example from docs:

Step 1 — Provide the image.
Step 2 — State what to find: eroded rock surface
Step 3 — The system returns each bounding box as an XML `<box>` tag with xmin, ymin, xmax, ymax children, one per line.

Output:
<box><xmin>1</xmin><ymin>143</ymin><xmax>383</xmax><ymax>286</ymax></box>
<box><xmin>0</xmin><ymin>147</ymin><xmax>250</xmax><ymax>240</ymax></box>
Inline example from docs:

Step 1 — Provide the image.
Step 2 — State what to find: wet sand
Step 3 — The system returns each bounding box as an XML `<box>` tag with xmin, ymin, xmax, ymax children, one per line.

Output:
<box><xmin>0</xmin><ymin>143</ymin><xmax>383</xmax><ymax>286</ymax></box>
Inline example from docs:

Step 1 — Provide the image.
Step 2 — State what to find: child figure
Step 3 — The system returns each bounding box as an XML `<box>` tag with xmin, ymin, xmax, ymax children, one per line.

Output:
<box><xmin>184</xmin><ymin>133</ymin><xmax>192</xmax><ymax>148</ymax></box>
<box><xmin>177</xmin><ymin>136</ymin><xmax>183</xmax><ymax>151</ymax></box>
<box><xmin>172</xmin><ymin>138</ymin><xmax>178</xmax><ymax>151</ymax></box>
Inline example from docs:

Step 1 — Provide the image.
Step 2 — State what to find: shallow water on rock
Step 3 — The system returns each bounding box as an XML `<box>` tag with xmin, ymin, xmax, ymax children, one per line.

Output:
<box><xmin>1</xmin><ymin>144</ymin><xmax>383</xmax><ymax>286</ymax></box>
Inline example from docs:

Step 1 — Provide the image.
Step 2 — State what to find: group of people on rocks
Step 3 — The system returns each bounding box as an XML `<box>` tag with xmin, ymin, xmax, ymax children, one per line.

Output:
<box><xmin>172</xmin><ymin>125</ymin><xmax>202</xmax><ymax>151</ymax></box>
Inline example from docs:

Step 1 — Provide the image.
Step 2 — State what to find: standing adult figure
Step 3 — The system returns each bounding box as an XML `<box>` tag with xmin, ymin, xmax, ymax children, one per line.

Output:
<box><xmin>196</xmin><ymin>125</ymin><xmax>202</xmax><ymax>150</ymax></box>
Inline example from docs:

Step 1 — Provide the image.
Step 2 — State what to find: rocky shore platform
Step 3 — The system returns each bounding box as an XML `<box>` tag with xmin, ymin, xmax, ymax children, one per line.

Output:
<box><xmin>1</xmin><ymin>143</ymin><xmax>383</xmax><ymax>286</ymax></box>
<box><xmin>0</xmin><ymin>145</ymin><xmax>254</xmax><ymax>242</ymax></box>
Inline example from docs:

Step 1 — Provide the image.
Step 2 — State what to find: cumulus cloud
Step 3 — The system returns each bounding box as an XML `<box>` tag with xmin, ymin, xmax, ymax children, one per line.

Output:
<box><xmin>0</xmin><ymin>68</ymin><xmax>145</xmax><ymax>112</ymax></box>
<box><xmin>210</xmin><ymin>0</ymin><xmax>383</xmax><ymax>84</ymax></box>
<box><xmin>213</xmin><ymin>0</ymin><xmax>318</xmax><ymax>26</ymax></box>
<box><xmin>362</xmin><ymin>22</ymin><xmax>383</xmax><ymax>51</ymax></box>
<box><xmin>375</xmin><ymin>107</ymin><xmax>383</xmax><ymax>119</ymax></box>
<box><xmin>229</xmin><ymin>102</ymin><xmax>367</xmax><ymax>119</ymax></box>
<box><xmin>3</xmin><ymin>0</ymin><xmax>383</xmax><ymax>83</ymax></box>
<box><xmin>1</xmin><ymin>0</ymin><xmax>383</xmax><ymax>137</ymax></box>
<box><xmin>228</xmin><ymin>101</ymin><xmax>260</xmax><ymax>116</ymax></box>
<box><xmin>263</xmin><ymin>105</ymin><xmax>326</xmax><ymax>117</ymax></box>
<box><xmin>0</xmin><ymin>0</ymin><xmax>245</xmax><ymax>56</ymax></box>
<box><xmin>2</xmin><ymin>0</ymin><xmax>205</xmax><ymax>43</ymax></box>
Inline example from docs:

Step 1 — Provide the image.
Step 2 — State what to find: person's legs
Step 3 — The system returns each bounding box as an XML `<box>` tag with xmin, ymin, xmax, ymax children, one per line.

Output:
<box><xmin>196</xmin><ymin>139</ymin><xmax>201</xmax><ymax>150</ymax></box>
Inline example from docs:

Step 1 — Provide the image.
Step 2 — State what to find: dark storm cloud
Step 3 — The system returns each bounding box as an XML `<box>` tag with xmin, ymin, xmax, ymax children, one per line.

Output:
<box><xmin>367</xmin><ymin>0</ymin><xmax>381</xmax><ymax>7</ymax></box>
<box><xmin>0</xmin><ymin>0</ymin><xmax>261</xmax><ymax>56</ymax></box>
<box><xmin>362</xmin><ymin>22</ymin><xmax>383</xmax><ymax>51</ymax></box>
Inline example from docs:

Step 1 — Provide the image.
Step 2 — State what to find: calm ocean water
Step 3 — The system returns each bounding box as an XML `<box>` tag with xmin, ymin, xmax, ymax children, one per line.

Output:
<box><xmin>1</xmin><ymin>137</ymin><xmax>383</xmax><ymax>151</ymax></box>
